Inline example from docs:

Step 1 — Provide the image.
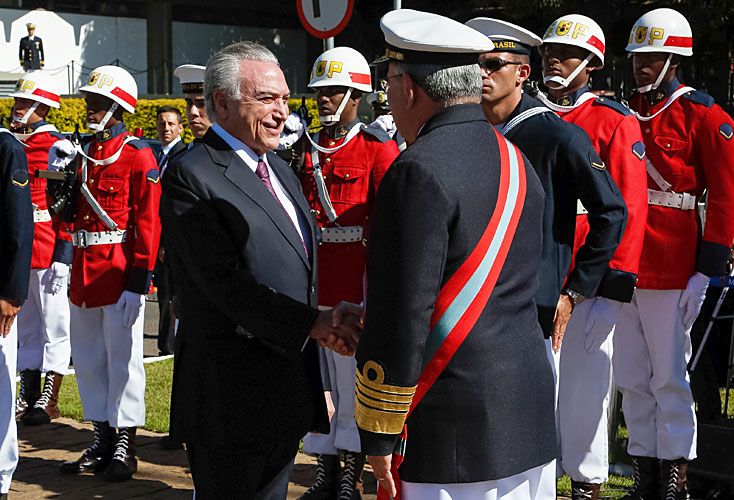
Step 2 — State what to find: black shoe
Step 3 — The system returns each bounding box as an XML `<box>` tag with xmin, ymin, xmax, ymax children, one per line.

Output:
<box><xmin>60</xmin><ymin>421</ymin><xmax>116</xmax><ymax>474</ymax></box>
<box><xmin>571</xmin><ymin>480</ymin><xmax>600</xmax><ymax>500</ymax></box>
<box><xmin>15</xmin><ymin>370</ymin><xmax>41</xmax><ymax>420</ymax></box>
<box><xmin>660</xmin><ymin>459</ymin><xmax>689</xmax><ymax>500</ymax></box>
<box><xmin>22</xmin><ymin>372</ymin><xmax>63</xmax><ymax>426</ymax></box>
<box><xmin>157</xmin><ymin>434</ymin><xmax>184</xmax><ymax>450</ymax></box>
<box><xmin>620</xmin><ymin>456</ymin><xmax>660</xmax><ymax>500</ymax></box>
<box><xmin>298</xmin><ymin>454</ymin><xmax>341</xmax><ymax>500</ymax></box>
<box><xmin>103</xmin><ymin>427</ymin><xmax>138</xmax><ymax>482</ymax></box>
<box><xmin>338</xmin><ymin>451</ymin><xmax>365</xmax><ymax>500</ymax></box>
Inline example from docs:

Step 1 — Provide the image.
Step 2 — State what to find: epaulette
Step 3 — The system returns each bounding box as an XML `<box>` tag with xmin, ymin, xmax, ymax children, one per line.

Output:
<box><xmin>125</xmin><ymin>137</ymin><xmax>151</xmax><ymax>150</ymax></box>
<box><xmin>682</xmin><ymin>89</ymin><xmax>714</xmax><ymax>108</ymax></box>
<box><xmin>360</xmin><ymin>124</ymin><xmax>391</xmax><ymax>143</ymax></box>
<box><xmin>592</xmin><ymin>97</ymin><xmax>632</xmax><ymax>116</ymax></box>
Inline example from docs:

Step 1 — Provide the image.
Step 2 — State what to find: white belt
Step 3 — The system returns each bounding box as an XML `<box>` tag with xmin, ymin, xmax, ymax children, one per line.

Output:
<box><xmin>71</xmin><ymin>229</ymin><xmax>127</xmax><ymax>248</ymax></box>
<box><xmin>647</xmin><ymin>188</ymin><xmax>696</xmax><ymax>210</ymax></box>
<box><xmin>33</xmin><ymin>208</ymin><xmax>51</xmax><ymax>223</ymax></box>
<box><xmin>577</xmin><ymin>200</ymin><xmax>588</xmax><ymax>215</ymax></box>
<box><xmin>320</xmin><ymin>226</ymin><xmax>363</xmax><ymax>243</ymax></box>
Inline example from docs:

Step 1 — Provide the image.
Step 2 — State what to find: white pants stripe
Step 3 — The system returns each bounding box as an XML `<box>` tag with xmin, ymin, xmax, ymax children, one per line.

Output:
<box><xmin>558</xmin><ymin>299</ymin><xmax>614</xmax><ymax>483</ymax></box>
<box><xmin>17</xmin><ymin>268</ymin><xmax>71</xmax><ymax>374</ymax></box>
<box><xmin>402</xmin><ymin>460</ymin><xmax>556</xmax><ymax>500</ymax></box>
<box><xmin>613</xmin><ymin>289</ymin><xmax>697</xmax><ymax>460</ymax></box>
<box><xmin>70</xmin><ymin>302</ymin><xmax>146</xmax><ymax>428</ymax></box>
<box><xmin>0</xmin><ymin>321</ymin><xmax>18</xmax><ymax>494</ymax></box>
<box><xmin>303</xmin><ymin>348</ymin><xmax>360</xmax><ymax>454</ymax></box>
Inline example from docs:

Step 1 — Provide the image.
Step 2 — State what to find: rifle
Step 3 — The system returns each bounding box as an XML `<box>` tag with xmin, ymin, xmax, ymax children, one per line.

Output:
<box><xmin>40</xmin><ymin>124</ymin><xmax>80</xmax><ymax>222</ymax></box>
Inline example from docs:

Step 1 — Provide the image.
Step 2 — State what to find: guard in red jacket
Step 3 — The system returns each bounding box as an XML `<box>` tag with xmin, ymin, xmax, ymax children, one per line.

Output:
<box><xmin>8</xmin><ymin>72</ymin><xmax>73</xmax><ymax>427</ymax></box>
<box><xmin>298</xmin><ymin>46</ymin><xmax>399</xmax><ymax>500</ymax></box>
<box><xmin>58</xmin><ymin>65</ymin><xmax>161</xmax><ymax>483</ymax></box>
<box><xmin>616</xmin><ymin>9</ymin><xmax>734</xmax><ymax>499</ymax></box>
<box><xmin>539</xmin><ymin>14</ymin><xmax>648</xmax><ymax>499</ymax></box>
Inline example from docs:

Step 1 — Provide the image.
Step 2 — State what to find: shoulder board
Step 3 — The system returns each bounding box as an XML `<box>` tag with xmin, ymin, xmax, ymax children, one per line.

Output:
<box><xmin>125</xmin><ymin>138</ymin><xmax>151</xmax><ymax>150</ymax></box>
<box><xmin>360</xmin><ymin>124</ymin><xmax>391</xmax><ymax>143</ymax></box>
<box><xmin>682</xmin><ymin>90</ymin><xmax>714</xmax><ymax>108</ymax></box>
<box><xmin>591</xmin><ymin>97</ymin><xmax>632</xmax><ymax>116</ymax></box>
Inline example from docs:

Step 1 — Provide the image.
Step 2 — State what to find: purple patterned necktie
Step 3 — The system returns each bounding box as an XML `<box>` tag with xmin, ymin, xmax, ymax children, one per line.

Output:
<box><xmin>255</xmin><ymin>159</ymin><xmax>308</xmax><ymax>255</ymax></box>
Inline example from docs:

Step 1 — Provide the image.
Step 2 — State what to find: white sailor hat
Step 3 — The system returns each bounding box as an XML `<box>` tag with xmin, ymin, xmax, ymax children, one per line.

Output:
<box><xmin>466</xmin><ymin>18</ymin><xmax>542</xmax><ymax>55</ymax></box>
<box><xmin>377</xmin><ymin>9</ymin><xmax>494</xmax><ymax>65</ymax></box>
<box><xmin>174</xmin><ymin>64</ymin><xmax>205</xmax><ymax>94</ymax></box>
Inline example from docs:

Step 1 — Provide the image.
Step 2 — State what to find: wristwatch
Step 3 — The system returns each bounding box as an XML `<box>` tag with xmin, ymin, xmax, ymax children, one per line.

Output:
<box><xmin>561</xmin><ymin>288</ymin><xmax>586</xmax><ymax>309</ymax></box>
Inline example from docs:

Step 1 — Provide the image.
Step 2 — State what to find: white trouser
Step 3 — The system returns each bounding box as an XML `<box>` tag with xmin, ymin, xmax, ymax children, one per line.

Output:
<box><xmin>17</xmin><ymin>268</ymin><xmax>71</xmax><ymax>374</ymax></box>
<box><xmin>543</xmin><ymin>339</ymin><xmax>562</xmax><ymax>476</ymax></box>
<box><xmin>303</xmin><ymin>348</ymin><xmax>360</xmax><ymax>454</ymax></box>
<box><xmin>557</xmin><ymin>299</ymin><xmax>614</xmax><ymax>484</ymax></box>
<box><xmin>402</xmin><ymin>459</ymin><xmax>557</xmax><ymax>500</ymax></box>
<box><xmin>613</xmin><ymin>289</ymin><xmax>697</xmax><ymax>460</ymax></box>
<box><xmin>70</xmin><ymin>302</ymin><xmax>146</xmax><ymax>428</ymax></box>
<box><xmin>0</xmin><ymin>321</ymin><xmax>18</xmax><ymax>494</ymax></box>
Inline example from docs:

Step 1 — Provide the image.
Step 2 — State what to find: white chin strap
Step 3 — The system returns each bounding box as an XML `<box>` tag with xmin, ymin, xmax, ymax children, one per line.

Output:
<box><xmin>88</xmin><ymin>101</ymin><xmax>120</xmax><ymax>132</ymax></box>
<box><xmin>636</xmin><ymin>54</ymin><xmax>672</xmax><ymax>94</ymax></box>
<box><xmin>319</xmin><ymin>88</ymin><xmax>353</xmax><ymax>126</ymax></box>
<box><xmin>543</xmin><ymin>53</ymin><xmax>595</xmax><ymax>90</ymax></box>
<box><xmin>13</xmin><ymin>101</ymin><xmax>40</xmax><ymax>125</ymax></box>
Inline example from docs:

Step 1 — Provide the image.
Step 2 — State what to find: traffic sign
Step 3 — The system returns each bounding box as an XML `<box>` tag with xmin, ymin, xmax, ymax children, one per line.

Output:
<box><xmin>297</xmin><ymin>0</ymin><xmax>355</xmax><ymax>39</ymax></box>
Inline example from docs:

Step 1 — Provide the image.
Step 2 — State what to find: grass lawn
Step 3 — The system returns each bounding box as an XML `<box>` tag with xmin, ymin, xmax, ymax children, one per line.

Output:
<box><xmin>50</xmin><ymin>358</ymin><xmax>174</xmax><ymax>434</ymax></box>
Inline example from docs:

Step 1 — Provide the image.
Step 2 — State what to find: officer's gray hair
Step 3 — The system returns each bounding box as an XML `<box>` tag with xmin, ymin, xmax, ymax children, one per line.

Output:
<box><xmin>393</xmin><ymin>62</ymin><xmax>482</xmax><ymax>105</ymax></box>
<box><xmin>204</xmin><ymin>41</ymin><xmax>279</xmax><ymax>121</ymax></box>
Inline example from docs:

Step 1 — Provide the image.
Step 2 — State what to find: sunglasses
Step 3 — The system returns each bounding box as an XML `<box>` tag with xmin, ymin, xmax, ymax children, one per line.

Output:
<box><xmin>479</xmin><ymin>58</ymin><xmax>523</xmax><ymax>73</ymax></box>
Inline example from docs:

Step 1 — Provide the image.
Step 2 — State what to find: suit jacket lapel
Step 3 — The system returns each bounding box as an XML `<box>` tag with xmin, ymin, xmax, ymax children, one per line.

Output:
<box><xmin>205</xmin><ymin>131</ymin><xmax>311</xmax><ymax>270</ymax></box>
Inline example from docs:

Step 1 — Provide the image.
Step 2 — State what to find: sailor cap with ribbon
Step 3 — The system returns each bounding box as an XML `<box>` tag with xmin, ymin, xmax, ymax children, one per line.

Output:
<box><xmin>174</xmin><ymin>64</ymin><xmax>205</xmax><ymax>94</ymax></box>
<box><xmin>376</xmin><ymin>9</ymin><xmax>494</xmax><ymax>65</ymax></box>
<box><xmin>465</xmin><ymin>17</ymin><xmax>542</xmax><ymax>55</ymax></box>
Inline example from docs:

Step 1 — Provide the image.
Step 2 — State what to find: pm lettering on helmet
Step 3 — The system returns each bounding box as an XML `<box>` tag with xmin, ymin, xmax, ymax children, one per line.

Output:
<box><xmin>88</xmin><ymin>72</ymin><xmax>114</xmax><ymax>89</ymax></box>
<box><xmin>572</xmin><ymin>23</ymin><xmax>589</xmax><ymax>39</ymax></box>
<box><xmin>649</xmin><ymin>28</ymin><xmax>665</xmax><ymax>45</ymax></box>
<box><xmin>315</xmin><ymin>60</ymin><xmax>344</xmax><ymax>79</ymax></box>
<box><xmin>15</xmin><ymin>79</ymin><xmax>35</xmax><ymax>93</ymax></box>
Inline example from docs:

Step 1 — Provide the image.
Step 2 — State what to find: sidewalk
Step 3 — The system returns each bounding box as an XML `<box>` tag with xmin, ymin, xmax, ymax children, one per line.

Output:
<box><xmin>10</xmin><ymin>418</ymin><xmax>379</xmax><ymax>499</ymax></box>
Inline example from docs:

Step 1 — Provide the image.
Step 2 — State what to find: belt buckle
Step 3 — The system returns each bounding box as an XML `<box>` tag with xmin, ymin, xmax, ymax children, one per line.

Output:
<box><xmin>76</xmin><ymin>230</ymin><xmax>88</xmax><ymax>249</ymax></box>
<box><xmin>681</xmin><ymin>192</ymin><xmax>695</xmax><ymax>210</ymax></box>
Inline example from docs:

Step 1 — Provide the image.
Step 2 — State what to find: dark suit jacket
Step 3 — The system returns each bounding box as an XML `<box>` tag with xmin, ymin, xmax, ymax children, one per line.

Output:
<box><xmin>19</xmin><ymin>36</ymin><xmax>44</xmax><ymax>70</ymax></box>
<box><xmin>356</xmin><ymin>104</ymin><xmax>557</xmax><ymax>483</ymax></box>
<box><xmin>159</xmin><ymin>128</ymin><xmax>328</xmax><ymax>472</ymax></box>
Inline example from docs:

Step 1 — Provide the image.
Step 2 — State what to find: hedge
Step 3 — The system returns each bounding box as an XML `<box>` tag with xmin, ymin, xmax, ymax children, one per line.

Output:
<box><xmin>0</xmin><ymin>97</ymin><xmax>320</xmax><ymax>143</ymax></box>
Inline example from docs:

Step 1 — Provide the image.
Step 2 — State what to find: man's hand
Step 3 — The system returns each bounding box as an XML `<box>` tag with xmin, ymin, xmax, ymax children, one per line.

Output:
<box><xmin>0</xmin><ymin>298</ymin><xmax>21</xmax><ymax>337</ymax></box>
<box><xmin>324</xmin><ymin>391</ymin><xmax>335</xmax><ymax>421</ymax></box>
<box><xmin>158</xmin><ymin>246</ymin><xmax>166</xmax><ymax>263</ymax></box>
<box><xmin>552</xmin><ymin>293</ymin><xmax>574</xmax><ymax>352</ymax></box>
<box><xmin>368</xmin><ymin>454</ymin><xmax>397</xmax><ymax>498</ymax></box>
<box><xmin>310</xmin><ymin>301</ymin><xmax>363</xmax><ymax>356</ymax></box>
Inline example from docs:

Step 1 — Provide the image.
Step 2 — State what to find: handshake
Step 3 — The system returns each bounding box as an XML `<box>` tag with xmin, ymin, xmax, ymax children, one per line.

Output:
<box><xmin>309</xmin><ymin>302</ymin><xmax>364</xmax><ymax>356</ymax></box>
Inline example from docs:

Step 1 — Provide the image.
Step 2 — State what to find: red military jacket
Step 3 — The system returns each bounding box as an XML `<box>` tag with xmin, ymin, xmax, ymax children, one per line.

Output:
<box><xmin>70</xmin><ymin>123</ymin><xmax>161</xmax><ymax>307</ymax></box>
<box><xmin>630</xmin><ymin>79</ymin><xmax>734</xmax><ymax>289</ymax></box>
<box><xmin>549</xmin><ymin>88</ymin><xmax>648</xmax><ymax>302</ymax></box>
<box><xmin>14</xmin><ymin>120</ymin><xmax>73</xmax><ymax>270</ymax></box>
<box><xmin>300</xmin><ymin>121</ymin><xmax>399</xmax><ymax>306</ymax></box>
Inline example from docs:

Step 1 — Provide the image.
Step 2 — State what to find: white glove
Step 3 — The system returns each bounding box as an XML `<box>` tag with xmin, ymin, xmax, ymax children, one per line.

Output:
<box><xmin>115</xmin><ymin>291</ymin><xmax>145</xmax><ymax>328</ymax></box>
<box><xmin>584</xmin><ymin>297</ymin><xmax>623</xmax><ymax>353</ymax></box>
<box><xmin>48</xmin><ymin>139</ymin><xmax>77</xmax><ymax>171</ymax></box>
<box><xmin>41</xmin><ymin>262</ymin><xmax>69</xmax><ymax>295</ymax></box>
<box><xmin>277</xmin><ymin>113</ymin><xmax>307</xmax><ymax>150</ymax></box>
<box><xmin>679</xmin><ymin>272</ymin><xmax>710</xmax><ymax>330</ymax></box>
<box><xmin>371</xmin><ymin>115</ymin><xmax>397</xmax><ymax>137</ymax></box>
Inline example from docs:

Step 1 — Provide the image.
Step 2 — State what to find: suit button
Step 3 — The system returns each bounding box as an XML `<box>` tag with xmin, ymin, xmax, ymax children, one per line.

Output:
<box><xmin>83</xmin><ymin>215</ymin><xmax>90</xmax><ymax>221</ymax></box>
<box><xmin>310</xmin><ymin>286</ymin><xmax>315</xmax><ymax>294</ymax></box>
<box><xmin>109</xmin><ymin>186</ymin><xmax>114</xmax><ymax>191</ymax></box>
<box><xmin>329</xmin><ymin>141</ymin><xmax>335</xmax><ymax>146</ymax></box>
<box><xmin>97</xmin><ymin>145</ymin><xmax>103</xmax><ymax>151</ymax></box>
<box><xmin>325</xmin><ymin>158</ymin><xmax>331</xmax><ymax>163</ymax></box>
<box><xmin>344</xmin><ymin>173</ymin><xmax>350</xmax><ymax>179</ymax></box>
<box><xmin>645</xmin><ymin>129</ymin><xmax>650</xmax><ymax>134</ymax></box>
<box><xmin>316</xmin><ymin>210</ymin><xmax>321</xmax><ymax>215</ymax></box>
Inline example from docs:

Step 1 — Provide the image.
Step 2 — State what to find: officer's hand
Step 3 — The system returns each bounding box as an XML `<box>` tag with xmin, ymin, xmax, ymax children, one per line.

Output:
<box><xmin>552</xmin><ymin>294</ymin><xmax>573</xmax><ymax>352</ymax></box>
<box><xmin>158</xmin><ymin>246</ymin><xmax>166</xmax><ymax>263</ymax></box>
<box><xmin>584</xmin><ymin>297</ymin><xmax>623</xmax><ymax>353</ymax></box>
<box><xmin>679</xmin><ymin>272</ymin><xmax>710</xmax><ymax>331</ymax></box>
<box><xmin>42</xmin><ymin>262</ymin><xmax>70</xmax><ymax>295</ymax></box>
<box><xmin>310</xmin><ymin>304</ymin><xmax>362</xmax><ymax>356</ymax></box>
<box><xmin>115</xmin><ymin>291</ymin><xmax>146</xmax><ymax>328</ymax></box>
<box><xmin>0</xmin><ymin>298</ymin><xmax>21</xmax><ymax>337</ymax></box>
<box><xmin>368</xmin><ymin>454</ymin><xmax>397</xmax><ymax>498</ymax></box>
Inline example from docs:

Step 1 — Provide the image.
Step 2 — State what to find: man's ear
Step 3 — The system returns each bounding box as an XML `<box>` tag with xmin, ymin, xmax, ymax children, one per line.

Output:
<box><xmin>517</xmin><ymin>64</ymin><xmax>532</xmax><ymax>86</ymax></box>
<box><xmin>213</xmin><ymin>90</ymin><xmax>229</xmax><ymax>120</ymax></box>
<box><xmin>402</xmin><ymin>73</ymin><xmax>417</xmax><ymax>109</ymax></box>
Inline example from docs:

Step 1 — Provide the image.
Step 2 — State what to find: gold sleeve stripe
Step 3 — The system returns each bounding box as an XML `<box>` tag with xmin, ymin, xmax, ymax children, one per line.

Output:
<box><xmin>356</xmin><ymin>381</ymin><xmax>413</xmax><ymax>404</ymax></box>
<box><xmin>356</xmin><ymin>361</ymin><xmax>417</xmax><ymax>396</ymax></box>
<box><xmin>355</xmin><ymin>399</ymin><xmax>409</xmax><ymax>434</ymax></box>
<box><xmin>356</xmin><ymin>390</ymin><xmax>411</xmax><ymax>412</ymax></box>
<box><xmin>354</xmin><ymin>360</ymin><xmax>417</xmax><ymax>435</ymax></box>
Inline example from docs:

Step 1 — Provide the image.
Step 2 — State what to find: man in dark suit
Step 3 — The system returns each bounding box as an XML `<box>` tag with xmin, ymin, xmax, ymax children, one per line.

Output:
<box><xmin>160</xmin><ymin>41</ymin><xmax>361</xmax><ymax>499</ymax></box>
<box><xmin>154</xmin><ymin>105</ymin><xmax>185</xmax><ymax>356</ymax></box>
<box><xmin>355</xmin><ymin>10</ymin><xmax>557</xmax><ymax>500</ymax></box>
<box><xmin>18</xmin><ymin>23</ymin><xmax>44</xmax><ymax>71</ymax></box>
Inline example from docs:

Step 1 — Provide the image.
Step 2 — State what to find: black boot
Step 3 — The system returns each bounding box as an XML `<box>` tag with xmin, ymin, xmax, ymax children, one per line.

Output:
<box><xmin>22</xmin><ymin>371</ymin><xmax>63</xmax><ymax>425</ymax></box>
<box><xmin>621</xmin><ymin>456</ymin><xmax>660</xmax><ymax>500</ymax></box>
<box><xmin>103</xmin><ymin>427</ymin><xmax>138</xmax><ymax>482</ymax></box>
<box><xmin>15</xmin><ymin>369</ymin><xmax>41</xmax><ymax>420</ymax></box>
<box><xmin>571</xmin><ymin>480</ymin><xmax>600</xmax><ymax>500</ymax></box>
<box><xmin>338</xmin><ymin>451</ymin><xmax>365</xmax><ymax>500</ymax></box>
<box><xmin>298</xmin><ymin>454</ymin><xmax>341</xmax><ymax>500</ymax></box>
<box><xmin>660</xmin><ymin>459</ymin><xmax>688</xmax><ymax>500</ymax></box>
<box><xmin>60</xmin><ymin>421</ymin><xmax>116</xmax><ymax>474</ymax></box>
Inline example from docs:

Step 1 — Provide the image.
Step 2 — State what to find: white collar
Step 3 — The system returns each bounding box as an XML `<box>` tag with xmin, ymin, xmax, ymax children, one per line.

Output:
<box><xmin>161</xmin><ymin>136</ymin><xmax>181</xmax><ymax>155</ymax></box>
<box><xmin>212</xmin><ymin>122</ymin><xmax>264</xmax><ymax>173</ymax></box>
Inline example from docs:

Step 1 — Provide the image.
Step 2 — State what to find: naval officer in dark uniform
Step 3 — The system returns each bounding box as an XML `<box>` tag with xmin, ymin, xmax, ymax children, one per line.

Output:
<box><xmin>19</xmin><ymin>23</ymin><xmax>44</xmax><ymax>71</ymax></box>
<box><xmin>466</xmin><ymin>17</ymin><xmax>627</xmax><ymax>347</ymax></box>
<box><xmin>355</xmin><ymin>9</ymin><xmax>557</xmax><ymax>500</ymax></box>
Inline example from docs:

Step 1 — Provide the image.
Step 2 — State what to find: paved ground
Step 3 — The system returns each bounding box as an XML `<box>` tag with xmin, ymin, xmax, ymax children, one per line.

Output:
<box><xmin>10</xmin><ymin>417</ymin><xmax>379</xmax><ymax>499</ymax></box>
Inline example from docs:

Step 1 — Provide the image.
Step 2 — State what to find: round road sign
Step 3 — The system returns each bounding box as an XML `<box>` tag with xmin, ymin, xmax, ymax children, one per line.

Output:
<box><xmin>297</xmin><ymin>0</ymin><xmax>355</xmax><ymax>39</ymax></box>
